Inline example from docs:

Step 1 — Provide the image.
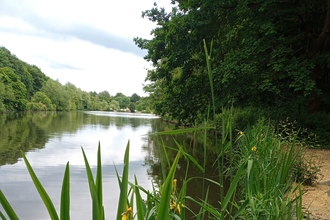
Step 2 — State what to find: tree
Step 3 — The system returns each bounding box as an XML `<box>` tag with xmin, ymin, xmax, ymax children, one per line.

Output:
<box><xmin>136</xmin><ymin>97</ymin><xmax>152</xmax><ymax>112</ymax></box>
<box><xmin>115</xmin><ymin>93</ymin><xmax>130</xmax><ymax>109</ymax></box>
<box><xmin>135</xmin><ymin>0</ymin><xmax>330</xmax><ymax>124</ymax></box>
<box><xmin>0</xmin><ymin>81</ymin><xmax>6</xmax><ymax>113</ymax></box>
<box><xmin>130</xmin><ymin>93</ymin><xmax>141</xmax><ymax>102</ymax></box>
<box><xmin>109</xmin><ymin>99</ymin><xmax>120</xmax><ymax>111</ymax></box>
<box><xmin>41</xmin><ymin>79</ymin><xmax>71</xmax><ymax>111</ymax></box>
<box><xmin>0</xmin><ymin>67</ymin><xmax>27</xmax><ymax>111</ymax></box>
<box><xmin>27</xmin><ymin>91</ymin><xmax>55</xmax><ymax>111</ymax></box>
<box><xmin>98</xmin><ymin>91</ymin><xmax>112</xmax><ymax>103</ymax></box>
<box><xmin>129</xmin><ymin>102</ymin><xmax>136</xmax><ymax>112</ymax></box>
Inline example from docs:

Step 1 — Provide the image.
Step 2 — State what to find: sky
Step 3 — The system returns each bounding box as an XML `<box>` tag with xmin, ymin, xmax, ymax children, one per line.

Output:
<box><xmin>0</xmin><ymin>0</ymin><xmax>172</xmax><ymax>96</ymax></box>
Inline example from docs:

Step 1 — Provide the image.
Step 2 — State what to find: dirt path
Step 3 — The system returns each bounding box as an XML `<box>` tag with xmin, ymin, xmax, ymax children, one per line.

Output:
<box><xmin>301</xmin><ymin>149</ymin><xmax>330</xmax><ymax>219</ymax></box>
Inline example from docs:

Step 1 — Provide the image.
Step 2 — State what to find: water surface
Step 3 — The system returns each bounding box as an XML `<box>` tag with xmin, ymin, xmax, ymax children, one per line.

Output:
<box><xmin>0</xmin><ymin>111</ymin><xmax>159</xmax><ymax>219</ymax></box>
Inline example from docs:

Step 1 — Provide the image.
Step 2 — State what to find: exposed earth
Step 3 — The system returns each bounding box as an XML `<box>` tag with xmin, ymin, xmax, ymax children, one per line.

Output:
<box><xmin>301</xmin><ymin>148</ymin><xmax>330</xmax><ymax>219</ymax></box>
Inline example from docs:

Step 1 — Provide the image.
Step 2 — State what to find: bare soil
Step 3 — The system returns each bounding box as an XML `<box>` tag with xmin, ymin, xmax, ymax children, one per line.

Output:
<box><xmin>301</xmin><ymin>148</ymin><xmax>330</xmax><ymax>220</ymax></box>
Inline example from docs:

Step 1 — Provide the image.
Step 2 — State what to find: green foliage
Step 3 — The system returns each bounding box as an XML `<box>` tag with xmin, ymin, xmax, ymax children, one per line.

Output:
<box><xmin>234</xmin><ymin>119</ymin><xmax>305</xmax><ymax>218</ymax></box>
<box><xmin>41</xmin><ymin>79</ymin><xmax>71</xmax><ymax>111</ymax></box>
<box><xmin>108</xmin><ymin>100</ymin><xmax>119</xmax><ymax>111</ymax></box>
<box><xmin>0</xmin><ymin>46</ymin><xmax>145</xmax><ymax>114</ymax></box>
<box><xmin>0</xmin><ymin>47</ymin><xmax>47</xmax><ymax>97</ymax></box>
<box><xmin>27</xmin><ymin>91</ymin><xmax>55</xmax><ymax>111</ymax></box>
<box><xmin>0</xmin><ymin>67</ymin><xmax>27</xmax><ymax>111</ymax></box>
<box><xmin>82</xmin><ymin>143</ymin><xmax>104</xmax><ymax>220</ymax></box>
<box><xmin>292</xmin><ymin>153</ymin><xmax>322</xmax><ymax>186</ymax></box>
<box><xmin>21</xmin><ymin>151</ymin><xmax>61</xmax><ymax>220</ymax></box>
<box><xmin>135</xmin><ymin>0</ymin><xmax>330</xmax><ymax>125</ymax></box>
<box><xmin>130</xmin><ymin>93</ymin><xmax>141</xmax><ymax>103</ymax></box>
<box><xmin>128</xmin><ymin>102</ymin><xmax>136</xmax><ymax>112</ymax></box>
<box><xmin>0</xmin><ymin>121</ymin><xmax>310</xmax><ymax>219</ymax></box>
<box><xmin>0</xmin><ymin>81</ymin><xmax>6</xmax><ymax>113</ymax></box>
<box><xmin>115</xmin><ymin>93</ymin><xmax>130</xmax><ymax>110</ymax></box>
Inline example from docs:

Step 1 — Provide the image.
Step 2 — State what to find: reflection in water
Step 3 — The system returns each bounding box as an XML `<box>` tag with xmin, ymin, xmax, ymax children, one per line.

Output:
<box><xmin>0</xmin><ymin>111</ymin><xmax>158</xmax><ymax>219</ymax></box>
<box><xmin>143</xmin><ymin>119</ymin><xmax>226</xmax><ymax>219</ymax></box>
<box><xmin>0</xmin><ymin>111</ymin><xmax>220</xmax><ymax>219</ymax></box>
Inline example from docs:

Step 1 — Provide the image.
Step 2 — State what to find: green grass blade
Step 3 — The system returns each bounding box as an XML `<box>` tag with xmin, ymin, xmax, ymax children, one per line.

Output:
<box><xmin>203</xmin><ymin>39</ymin><xmax>215</xmax><ymax>119</ymax></box>
<box><xmin>221</xmin><ymin>162</ymin><xmax>246</xmax><ymax>212</ymax></box>
<box><xmin>157</xmin><ymin>150</ymin><xmax>181</xmax><ymax>219</ymax></box>
<box><xmin>134</xmin><ymin>175</ymin><xmax>145</xmax><ymax>220</ymax></box>
<box><xmin>0</xmin><ymin>190</ymin><xmax>19</xmax><ymax>220</ymax></box>
<box><xmin>21</xmin><ymin>151</ymin><xmax>59</xmax><ymax>220</ymax></box>
<box><xmin>81</xmin><ymin>147</ymin><xmax>101</xmax><ymax>220</ymax></box>
<box><xmin>0</xmin><ymin>211</ymin><xmax>8</xmax><ymax>220</ymax></box>
<box><xmin>60</xmin><ymin>162</ymin><xmax>70</xmax><ymax>220</ymax></box>
<box><xmin>116</xmin><ymin>141</ymin><xmax>130</xmax><ymax>220</ymax></box>
<box><xmin>95</xmin><ymin>142</ymin><xmax>104</xmax><ymax>220</ymax></box>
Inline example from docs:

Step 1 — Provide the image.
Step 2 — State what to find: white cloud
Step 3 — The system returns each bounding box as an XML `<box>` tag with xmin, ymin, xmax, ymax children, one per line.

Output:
<box><xmin>0</xmin><ymin>0</ymin><xmax>172</xmax><ymax>96</ymax></box>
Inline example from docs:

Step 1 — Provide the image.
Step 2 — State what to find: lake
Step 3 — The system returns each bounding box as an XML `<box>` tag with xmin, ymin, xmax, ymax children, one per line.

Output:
<box><xmin>0</xmin><ymin>111</ymin><xmax>221</xmax><ymax>219</ymax></box>
<box><xmin>0</xmin><ymin>111</ymin><xmax>161</xmax><ymax>219</ymax></box>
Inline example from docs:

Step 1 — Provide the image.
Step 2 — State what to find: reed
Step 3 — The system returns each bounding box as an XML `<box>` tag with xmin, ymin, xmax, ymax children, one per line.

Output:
<box><xmin>0</xmin><ymin>41</ymin><xmax>309</xmax><ymax>219</ymax></box>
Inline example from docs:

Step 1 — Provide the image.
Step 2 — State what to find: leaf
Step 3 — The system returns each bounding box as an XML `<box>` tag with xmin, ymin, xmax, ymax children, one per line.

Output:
<box><xmin>221</xmin><ymin>162</ymin><xmax>246</xmax><ymax>212</ymax></box>
<box><xmin>60</xmin><ymin>162</ymin><xmax>70</xmax><ymax>220</ymax></box>
<box><xmin>95</xmin><ymin>142</ymin><xmax>104</xmax><ymax>220</ymax></box>
<box><xmin>0</xmin><ymin>190</ymin><xmax>19</xmax><ymax>220</ymax></box>
<box><xmin>21</xmin><ymin>151</ymin><xmax>59</xmax><ymax>220</ymax></box>
<box><xmin>116</xmin><ymin>141</ymin><xmax>130</xmax><ymax>220</ymax></box>
<box><xmin>81</xmin><ymin>147</ymin><xmax>101</xmax><ymax>220</ymax></box>
<box><xmin>157</xmin><ymin>150</ymin><xmax>181</xmax><ymax>219</ymax></box>
<box><xmin>134</xmin><ymin>176</ymin><xmax>146</xmax><ymax>220</ymax></box>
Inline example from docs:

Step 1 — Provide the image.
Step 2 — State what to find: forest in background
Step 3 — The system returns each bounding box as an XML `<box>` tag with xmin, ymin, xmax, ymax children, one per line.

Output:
<box><xmin>134</xmin><ymin>0</ymin><xmax>330</xmax><ymax>145</ymax></box>
<box><xmin>0</xmin><ymin>46</ymin><xmax>152</xmax><ymax>114</ymax></box>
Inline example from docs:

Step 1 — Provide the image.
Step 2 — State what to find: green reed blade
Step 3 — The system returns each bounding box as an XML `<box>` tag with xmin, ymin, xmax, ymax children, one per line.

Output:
<box><xmin>173</xmin><ymin>138</ymin><xmax>205</xmax><ymax>173</ymax></box>
<box><xmin>203</xmin><ymin>39</ymin><xmax>215</xmax><ymax>119</ymax></box>
<box><xmin>0</xmin><ymin>211</ymin><xmax>7</xmax><ymax>220</ymax></box>
<box><xmin>134</xmin><ymin>175</ymin><xmax>145</xmax><ymax>220</ymax></box>
<box><xmin>95</xmin><ymin>142</ymin><xmax>104</xmax><ymax>220</ymax></box>
<box><xmin>60</xmin><ymin>162</ymin><xmax>70</xmax><ymax>220</ymax></box>
<box><xmin>90</xmin><ymin>180</ymin><xmax>101</xmax><ymax>220</ymax></box>
<box><xmin>0</xmin><ymin>190</ymin><xmax>19</xmax><ymax>220</ymax></box>
<box><xmin>221</xmin><ymin>161</ymin><xmax>246</xmax><ymax>212</ymax></box>
<box><xmin>81</xmin><ymin>147</ymin><xmax>101</xmax><ymax>220</ymax></box>
<box><xmin>116</xmin><ymin>141</ymin><xmax>130</xmax><ymax>220</ymax></box>
<box><xmin>21</xmin><ymin>151</ymin><xmax>59</xmax><ymax>220</ymax></box>
<box><xmin>157</xmin><ymin>150</ymin><xmax>181</xmax><ymax>219</ymax></box>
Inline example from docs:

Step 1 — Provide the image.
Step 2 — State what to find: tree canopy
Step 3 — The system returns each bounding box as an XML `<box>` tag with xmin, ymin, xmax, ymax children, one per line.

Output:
<box><xmin>0</xmin><ymin>46</ymin><xmax>152</xmax><ymax>113</ymax></box>
<box><xmin>135</xmin><ymin>0</ymin><xmax>330</xmax><ymax>124</ymax></box>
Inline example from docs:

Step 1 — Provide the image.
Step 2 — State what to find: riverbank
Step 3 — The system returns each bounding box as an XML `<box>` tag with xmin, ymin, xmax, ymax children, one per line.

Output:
<box><xmin>302</xmin><ymin>148</ymin><xmax>330</xmax><ymax>219</ymax></box>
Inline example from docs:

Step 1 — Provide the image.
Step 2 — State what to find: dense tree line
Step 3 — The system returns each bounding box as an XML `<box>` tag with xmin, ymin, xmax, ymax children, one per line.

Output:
<box><xmin>135</xmin><ymin>0</ymin><xmax>330</xmax><ymax>125</ymax></box>
<box><xmin>0</xmin><ymin>47</ymin><xmax>152</xmax><ymax>113</ymax></box>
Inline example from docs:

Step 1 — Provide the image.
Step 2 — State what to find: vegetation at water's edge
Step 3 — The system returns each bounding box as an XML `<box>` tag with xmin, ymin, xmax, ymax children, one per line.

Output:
<box><xmin>134</xmin><ymin>0</ymin><xmax>330</xmax><ymax>146</ymax></box>
<box><xmin>2</xmin><ymin>1</ymin><xmax>330</xmax><ymax>146</ymax></box>
<box><xmin>0</xmin><ymin>112</ymin><xmax>320</xmax><ymax>219</ymax></box>
<box><xmin>0</xmin><ymin>47</ymin><xmax>152</xmax><ymax>113</ymax></box>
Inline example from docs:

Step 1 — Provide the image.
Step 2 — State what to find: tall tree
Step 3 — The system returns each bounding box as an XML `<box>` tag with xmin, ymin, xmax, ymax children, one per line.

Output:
<box><xmin>135</xmin><ymin>0</ymin><xmax>330</xmax><ymax>124</ymax></box>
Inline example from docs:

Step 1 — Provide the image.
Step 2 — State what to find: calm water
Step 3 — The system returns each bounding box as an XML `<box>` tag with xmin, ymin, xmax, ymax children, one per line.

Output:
<box><xmin>0</xmin><ymin>111</ymin><xmax>222</xmax><ymax>219</ymax></box>
<box><xmin>0</xmin><ymin>111</ymin><xmax>160</xmax><ymax>219</ymax></box>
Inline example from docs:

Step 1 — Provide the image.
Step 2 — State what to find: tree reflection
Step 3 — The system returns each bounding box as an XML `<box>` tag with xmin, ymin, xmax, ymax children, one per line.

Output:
<box><xmin>142</xmin><ymin>119</ymin><xmax>227</xmax><ymax>218</ymax></box>
<box><xmin>0</xmin><ymin>112</ymin><xmax>158</xmax><ymax>166</ymax></box>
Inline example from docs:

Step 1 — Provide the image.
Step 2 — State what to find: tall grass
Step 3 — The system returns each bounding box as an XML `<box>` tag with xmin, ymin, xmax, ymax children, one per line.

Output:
<box><xmin>0</xmin><ymin>41</ymin><xmax>309</xmax><ymax>219</ymax></box>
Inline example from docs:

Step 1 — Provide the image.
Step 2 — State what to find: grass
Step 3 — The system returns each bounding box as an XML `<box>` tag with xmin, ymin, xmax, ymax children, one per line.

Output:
<box><xmin>0</xmin><ymin>120</ymin><xmax>308</xmax><ymax>219</ymax></box>
<box><xmin>0</xmin><ymin>40</ymin><xmax>311</xmax><ymax>219</ymax></box>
